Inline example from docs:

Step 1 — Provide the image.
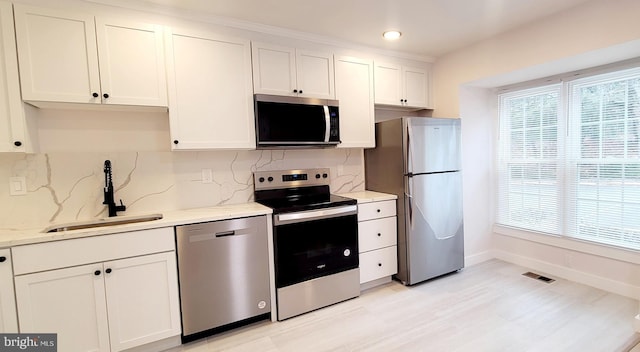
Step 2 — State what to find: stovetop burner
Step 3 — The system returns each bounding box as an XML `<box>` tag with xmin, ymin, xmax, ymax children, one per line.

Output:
<box><xmin>253</xmin><ymin>169</ymin><xmax>356</xmax><ymax>214</ymax></box>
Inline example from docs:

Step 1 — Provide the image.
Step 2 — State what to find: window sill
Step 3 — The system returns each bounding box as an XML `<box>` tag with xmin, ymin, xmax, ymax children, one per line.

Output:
<box><xmin>493</xmin><ymin>224</ymin><xmax>640</xmax><ymax>265</ymax></box>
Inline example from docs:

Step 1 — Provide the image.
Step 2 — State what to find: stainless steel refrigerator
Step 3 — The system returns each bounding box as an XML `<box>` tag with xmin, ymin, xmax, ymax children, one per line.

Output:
<box><xmin>365</xmin><ymin>117</ymin><xmax>464</xmax><ymax>285</ymax></box>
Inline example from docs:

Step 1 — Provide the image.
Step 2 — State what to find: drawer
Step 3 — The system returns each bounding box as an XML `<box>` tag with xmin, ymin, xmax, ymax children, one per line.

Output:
<box><xmin>12</xmin><ymin>227</ymin><xmax>175</xmax><ymax>275</ymax></box>
<box><xmin>359</xmin><ymin>246</ymin><xmax>397</xmax><ymax>284</ymax></box>
<box><xmin>358</xmin><ymin>217</ymin><xmax>397</xmax><ymax>253</ymax></box>
<box><xmin>357</xmin><ymin>200</ymin><xmax>396</xmax><ymax>221</ymax></box>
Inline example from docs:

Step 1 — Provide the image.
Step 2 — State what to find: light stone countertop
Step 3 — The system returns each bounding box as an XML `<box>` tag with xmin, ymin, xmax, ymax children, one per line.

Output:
<box><xmin>0</xmin><ymin>191</ymin><xmax>397</xmax><ymax>248</ymax></box>
<box><xmin>339</xmin><ymin>190</ymin><xmax>398</xmax><ymax>203</ymax></box>
<box><xmin>0</xmin><ymin>202</ymin><xmax>272</xmax><ymax>248</ymax></box>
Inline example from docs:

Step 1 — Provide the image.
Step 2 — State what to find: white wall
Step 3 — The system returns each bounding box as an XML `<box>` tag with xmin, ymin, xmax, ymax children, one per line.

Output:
<box><xmin>433</xmin><ymin>0</ymin><xmax>640</xmax><ymax>117</ymax></box>
<box><xmin>431</xmin><ymin>0</ymin><xmax>640</xmax><ymax>303</ymax></box>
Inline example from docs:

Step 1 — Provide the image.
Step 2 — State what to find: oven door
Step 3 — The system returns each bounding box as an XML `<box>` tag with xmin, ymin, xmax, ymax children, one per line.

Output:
<box><xmin>273</xmin><ymin>205</ymin><xmax>358</xmax><ymax>288</ymax></box>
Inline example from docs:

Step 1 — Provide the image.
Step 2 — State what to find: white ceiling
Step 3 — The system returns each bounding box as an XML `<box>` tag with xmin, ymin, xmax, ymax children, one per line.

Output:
<box><xmin>111</xmin><ymin>0</ymin><xmax>595</xmax><ymax>58</ymax></box>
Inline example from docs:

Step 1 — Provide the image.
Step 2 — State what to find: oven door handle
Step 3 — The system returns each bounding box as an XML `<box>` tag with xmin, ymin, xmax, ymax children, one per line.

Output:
<box><xmin>274</xmin><ymin>205</ymin><xmax>357</xmax><ymax>226</ymax></box>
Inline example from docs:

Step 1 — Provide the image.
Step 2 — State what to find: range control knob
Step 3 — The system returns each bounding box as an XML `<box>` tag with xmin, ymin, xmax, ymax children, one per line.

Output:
<box><xmin>322</xmin><ymin>173</ymin><xmax>328</xmax><ymax>178</ymax></box>
<box><xmin>267</xmin><ymin>176</ymin><xmax>274</xmax><ymax>182</ymax></box>
<box><xmin>315</xmin><ymin>174</ymin><xmax>321</xmax><ymax>179</ymax></box>
<box><xmin>258</xmin><ymin>177</ymin><xmax>265</xmax><ymax>183</ymax></box>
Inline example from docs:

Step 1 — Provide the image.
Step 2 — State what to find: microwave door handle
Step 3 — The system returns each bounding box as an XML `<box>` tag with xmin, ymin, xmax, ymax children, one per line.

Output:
<box><xmin>323</xmin><ymin>105</ymin><xmax>330</xmax><ymax>142</ymax></box>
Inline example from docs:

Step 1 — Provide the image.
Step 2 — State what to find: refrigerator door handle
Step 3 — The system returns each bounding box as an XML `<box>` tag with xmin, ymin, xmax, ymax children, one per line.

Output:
<box><xmin>406</xmin><ymin>192</ymin><xmax>413</xmax><ymax>227</ymax></box>
<box><xmin>405</xmin><ymin>123</ymin><xmax>411</xmax><ymax>174</ymax></box>
<box><xmin>406</xmin><ymin>175</ymin><xmax>414</xmax><ymax>227</ymax></box>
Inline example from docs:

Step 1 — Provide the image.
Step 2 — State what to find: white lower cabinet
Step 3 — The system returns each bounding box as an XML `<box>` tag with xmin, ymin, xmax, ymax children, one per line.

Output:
<box><xmin>12</xmin><ymin>228</ymin><xmax>181</xmax><ymax>352</ymax></box>
<box><xmin>0</xmin><ymin>248</ymin><xmax>18</xmax><ymax>332</ymax></box>
<box><xmin>357</xmin><ymin>199</ymin><xmax>398</xmax><ymax>286</ymax></box>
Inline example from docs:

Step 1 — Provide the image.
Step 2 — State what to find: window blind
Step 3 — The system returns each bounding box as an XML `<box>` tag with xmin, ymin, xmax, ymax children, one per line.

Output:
<box><xmin>496</xmin><ymin>66</ymin><xmax>640</xmax><ymax>251</ymax></box>
<box><xmin>497</xmin><ymin>85</ymin><xmax>562</xmax><ymax>235</ymax></box>
<box><xmin>566</xmin><ymin>68</ymin><xmax>640</xmax><ymax>249</ymax></box>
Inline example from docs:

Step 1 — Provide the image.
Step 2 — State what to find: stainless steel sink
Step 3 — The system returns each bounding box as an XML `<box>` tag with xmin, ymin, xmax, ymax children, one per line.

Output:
<box><xmin>43</xmin><ymin>213</ymin><xmax>163</xmax><ymax>233</ymax></box>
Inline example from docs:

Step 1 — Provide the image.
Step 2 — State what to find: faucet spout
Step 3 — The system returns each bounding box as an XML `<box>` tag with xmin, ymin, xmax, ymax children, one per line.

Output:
<box><xmin>103</xmin><ymin>160</ymin><xmax>126</xmax><ymax>217</ymax></box>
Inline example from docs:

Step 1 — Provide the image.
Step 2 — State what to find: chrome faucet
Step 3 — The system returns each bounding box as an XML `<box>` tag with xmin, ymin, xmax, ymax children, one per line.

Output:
<box><xmin>103</xmin><ymin>160</ymin><xmax>126</xmax><ymax>217</ymax></box>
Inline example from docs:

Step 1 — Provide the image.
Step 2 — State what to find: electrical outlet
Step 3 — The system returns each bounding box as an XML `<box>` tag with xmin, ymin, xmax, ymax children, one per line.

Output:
<box><xmin>201</xmin><ymin>169</ymin><xmax>213</xmax><ymax>184</ymax></box>
<box><xmin>9</xmin><ymin>176</ymin><xmax>27</xmax><ymax>196</ymax></box>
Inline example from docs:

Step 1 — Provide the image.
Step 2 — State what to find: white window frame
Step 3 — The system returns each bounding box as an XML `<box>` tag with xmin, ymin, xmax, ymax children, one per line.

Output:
<box><xmin>496</xmin><ymin>66</ymin><xmax>640</xmax><ymax>252</ymax></box>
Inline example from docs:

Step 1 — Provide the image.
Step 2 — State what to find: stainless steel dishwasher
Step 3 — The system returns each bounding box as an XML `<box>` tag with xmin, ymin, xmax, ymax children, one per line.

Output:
<box><xmin>175</xmin><ymin>215</ymin><xmax>271</xmax><ymax>342</ymax></box>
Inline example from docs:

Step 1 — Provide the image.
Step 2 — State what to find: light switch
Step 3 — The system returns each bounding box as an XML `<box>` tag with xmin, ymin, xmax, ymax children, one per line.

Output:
<box><xmin>9</xmin><ymin>176</ymin><xmax>27</xmax><ymax>196</ymax></box>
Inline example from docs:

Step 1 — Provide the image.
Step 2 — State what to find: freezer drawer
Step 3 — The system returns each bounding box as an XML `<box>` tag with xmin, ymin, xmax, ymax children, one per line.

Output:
<box><xmin>175</xmin><ymin>216</ymin><xmax>271</xmax><ymax>340</ymax></box>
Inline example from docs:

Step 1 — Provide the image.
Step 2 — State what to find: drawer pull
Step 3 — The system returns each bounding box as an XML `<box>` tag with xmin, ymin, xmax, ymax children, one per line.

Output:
<box><xmin>377</xmin><ymin>233</ymin><xmax>381</xmax><ymax>237</ymax></box>
<box><xmin>378</xmin><ymin>263</ymin><xmax>382</xmax><ymax>267</ymax></box>
<box><xmin>376</xmin><ymin>209</ymin><xmax>381</xmax><ymax>213</ymax></box>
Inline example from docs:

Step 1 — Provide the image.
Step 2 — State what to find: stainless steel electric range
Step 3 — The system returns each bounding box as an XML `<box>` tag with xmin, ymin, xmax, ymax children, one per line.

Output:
<box><xmin>254</xmin><ymin>168</ymin><xmax>360</xmax><ymax>320</ymax></box>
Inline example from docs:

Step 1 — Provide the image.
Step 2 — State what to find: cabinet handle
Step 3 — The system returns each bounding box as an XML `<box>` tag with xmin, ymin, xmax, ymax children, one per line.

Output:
<box><xmin>105</xmin><ymin>268</ymin><xmax>112</xmax><ymax>274</ymax></box>
<box><xmin>103</xmin><ymin>93</ymin><xmax>109</xmax><ymax>99</ymax></box>
<box><xmin>92</xmin><ymin>92</ymin><xmax>99</xmax><ymax>98</ymax></box>
<box><xmin>173</xmin><ymin>140</ymin><xmax>179</xmax><ymax>145</ymax></box>
<box><xmin>14</xmin><ymin>141</ymin><xmax>22</xmax><ymax>147</ymax></box>
<box><xmin>293</xmin><ymin>89</ymin><xmax>298</xmax><ymax>93</ymax></box>
<box><xmin>378</xmin><ymin>263</ymin><xmax>382</xmax><ymax>267</ymax></box>
<box><xmin>0</xmin><ymin>256</ymin><xmax>6</xmax><ymax>262</ymax></box>
<box><xmin>377</xmin><ymin>233</ymin><xmax>381</xmax><ymax>237</ymax></box>
<box><xmin>299</xmin><ymin>90</ymin><xmax>303</xmax><ymax>94</ymax></box>
<box><xmin>94</xmin><ymin>270</ymin><xmax>101</xmax><ymax>276</ymax></box>
<box><xmin>376</xmin><ymin>209</ymin><xmax>381</xmax><ymax>213</ymax></box>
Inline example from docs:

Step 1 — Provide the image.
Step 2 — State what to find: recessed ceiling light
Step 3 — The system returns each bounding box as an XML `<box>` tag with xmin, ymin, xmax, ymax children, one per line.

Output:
<box><xmin>383</xmin><ymin>30</ymin><xmax>402</xmax><ymax>40</ymax></box>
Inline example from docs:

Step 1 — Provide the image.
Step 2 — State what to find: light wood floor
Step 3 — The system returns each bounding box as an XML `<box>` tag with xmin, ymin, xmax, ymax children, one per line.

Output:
<box><xmin>170</xmin><ymin>259</ymin><xmax>639</xmax><ymax>352</ymax></box>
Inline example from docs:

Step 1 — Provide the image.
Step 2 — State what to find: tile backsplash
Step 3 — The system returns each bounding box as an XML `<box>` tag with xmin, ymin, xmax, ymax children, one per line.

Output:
<box><xmin>0</xmin><ymin>149</ymin><xmax>364</xmax><ymax>229</ymax></box>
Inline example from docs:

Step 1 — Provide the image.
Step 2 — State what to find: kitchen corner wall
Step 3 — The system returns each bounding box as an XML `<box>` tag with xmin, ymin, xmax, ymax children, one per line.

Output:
<box><xmin>0</xmin><ymin>149</ymin><xmax>364</xmax><ymax>229</ymax></box>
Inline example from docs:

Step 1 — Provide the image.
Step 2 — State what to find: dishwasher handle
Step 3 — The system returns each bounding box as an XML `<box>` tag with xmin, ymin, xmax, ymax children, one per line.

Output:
<box><xmin>215</xmin><ymin>230</ymin><xmax>235</xmax><ymax>237</ymax></box>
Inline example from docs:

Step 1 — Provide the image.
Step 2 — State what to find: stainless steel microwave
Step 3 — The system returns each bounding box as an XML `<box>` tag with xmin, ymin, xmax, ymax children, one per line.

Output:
<box><xmin>254</xmin><ymin>94</ymin><xmax>340</xmax><ymax>149</ymax></box>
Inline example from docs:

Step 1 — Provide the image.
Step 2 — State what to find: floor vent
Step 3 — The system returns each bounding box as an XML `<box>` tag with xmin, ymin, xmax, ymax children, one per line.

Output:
<box><xmin>522</xmin><ymin>272</ymin><xmax>555</xmax><ymax>283</ymax></box>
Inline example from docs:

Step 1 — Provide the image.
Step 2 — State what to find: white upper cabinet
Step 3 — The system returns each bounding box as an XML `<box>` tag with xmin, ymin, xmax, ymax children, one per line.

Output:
<box><xmin>14</xmin><ymin>4</ymin><xmax>167</xmax><ymax>107</ymax></box>
<box><xmin>0</xmin><ymin>1</ymin><xmax>33</xmax><ymax>153</ymax></box>
<box><xmin>166</xmin><ymin>28</ymin><xmax>255</xmax><ymax>150</ymax></box>
<box><xmin>334</xmin><ymin>55</ymin><xmax>375</xmax><ymax>148</ymax></box>
<box><xmin>374</xmin><ymin>61</ymin><xmax>430</xmax><ymax>109</ymax></box>
<box><xmin>252</xmin><ymin>43</ymin><xmax>334</xmax><ymax>99</ymax></box>
<box><xmin>95</xmin><ymin>18</ymin><xmax>167</xmax><ymax>106</ymax></box>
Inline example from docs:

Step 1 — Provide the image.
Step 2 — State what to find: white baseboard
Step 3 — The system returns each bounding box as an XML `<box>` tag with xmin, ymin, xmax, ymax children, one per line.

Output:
<box><xmin>493</xmin><ymin>249</ymin><xmax>640</xmax><ymax>300</ymax></box>
<box><xmin>464</xmin><ymin>250</ymin><xmax>494</xmax><ymax>267</ymax></box>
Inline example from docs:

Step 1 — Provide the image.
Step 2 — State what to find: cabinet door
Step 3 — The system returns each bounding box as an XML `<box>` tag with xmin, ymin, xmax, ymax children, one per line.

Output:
<box><xmin>403</xmin><ymin>66</ymin><xmax>429</xmax><ymax>108</ymax></box>
<box><xmin>0</xmin><ymin>249</ymin><xmax>17</xmax><ymax>333</ymax></box>
<box><xmin>335</xmin><ymin>56</ymin><xmax>374</xmax><ymax>148</ymax></box>
<box><xmin>166</xmin><ymin>29</ymin><xmax>255</xmax><ymax>149</ymax></box>
<box><xmin>296</xmin><ymin>49</ymin><xmax>334</xmax><ymax>99</ymax></box>
<box><xmin>251</xmin><ymin>43</ymin><xmax>297</xmax><ymax>96</ymax></box>
<box><xmin>104</xmin><ymin>252</ymin><xmax>181</xmax><ymax>352</ymax></box>
<box><xmin>358</xmin><ymin>216</ymin><xmax>397</xmax><ymax>253</ymax></box>
<box><xmin>95</xmin><ymin>18</ymin><xmax>167</xmax><ymax>106</ymax></box>
<box><xmin>0</xmin><ymin>1</ymin><xmax>30</xmax><ymax>153</ymax></box>
<box><xmin>14</xmin><ymin>4</ymin><xmax>101</xmax><ymax>104</ymax></box>
<box><xmin>374</xmin><ymin>62</ymin><xmax>402</xmax><ymax>106</ymax></box>
<box><xmin>359</xmin><ymin>246</ymin><xmax>398</xmax><ymax>284</ymax></box>
<box><xmin>14</xmin><ymin>264</ymin><xmax>110</xmax><ymax>352</ymax></box>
